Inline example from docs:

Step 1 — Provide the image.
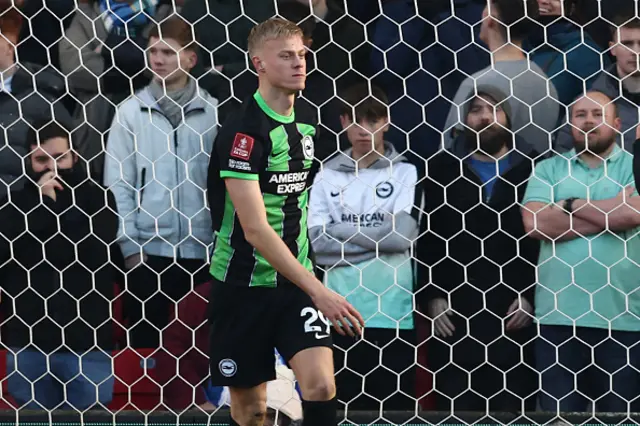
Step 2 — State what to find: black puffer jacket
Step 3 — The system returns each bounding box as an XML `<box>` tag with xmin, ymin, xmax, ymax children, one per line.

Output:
<box><xmin>0</xmin><ymin>175</ymin><xmax>117</xmax><ymax>352</ymax></box>
<box><xmin>0</xmin><ymin>63</ymin><xmax>73</xmax><ymax>196</ymax></box>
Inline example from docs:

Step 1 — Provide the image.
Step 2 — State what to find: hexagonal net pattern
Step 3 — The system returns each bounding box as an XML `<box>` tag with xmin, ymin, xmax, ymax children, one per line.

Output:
<box><xmin>1</xmin><ymin>0</ymin><xmax>640</xmax><ymax>425</ymax></box>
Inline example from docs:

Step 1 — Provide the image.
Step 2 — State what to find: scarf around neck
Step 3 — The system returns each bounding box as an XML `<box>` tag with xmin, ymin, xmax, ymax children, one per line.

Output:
<box><xmin>147</xmin><ymin>78</ymin><xmax>198</xmax><ymax>128</ymax></box>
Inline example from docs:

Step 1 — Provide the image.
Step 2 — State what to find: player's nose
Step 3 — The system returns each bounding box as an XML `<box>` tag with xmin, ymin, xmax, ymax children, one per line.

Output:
<box><xmin>292</xmin><ymin>56</ymin><xmax>304</xmax><ymax>68</ymax></box>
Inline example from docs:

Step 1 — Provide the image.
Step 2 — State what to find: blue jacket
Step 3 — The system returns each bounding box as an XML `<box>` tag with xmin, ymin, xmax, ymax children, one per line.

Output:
<box><xmin>104</xmin><ymin>86</ymin><xmax>219</xmax><ymax>260</ymax></box>
<box><xmin>523</xmin><ymin>20</ymin><xmax>608</xmax><ymax>110</ymax></box>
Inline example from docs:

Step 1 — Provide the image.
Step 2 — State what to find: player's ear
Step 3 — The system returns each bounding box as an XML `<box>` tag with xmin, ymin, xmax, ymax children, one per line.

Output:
<box><xmin>251</xmin><ymin>56</ymin><xmax>265</xmax><ymax>73</ymax></box>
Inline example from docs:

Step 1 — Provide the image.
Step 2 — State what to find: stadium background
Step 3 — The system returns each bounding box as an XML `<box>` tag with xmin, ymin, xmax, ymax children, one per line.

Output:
<box><xmin>1</xmin><ymin>0</ymin><xmax>640</xmax><ymax>424</ymax></box>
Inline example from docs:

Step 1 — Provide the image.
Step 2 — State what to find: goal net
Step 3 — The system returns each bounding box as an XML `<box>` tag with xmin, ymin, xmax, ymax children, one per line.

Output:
<box><xmin>0</xmin><ymin>0</ymin><xmax>637</xmax><ymax>425</ymax></box>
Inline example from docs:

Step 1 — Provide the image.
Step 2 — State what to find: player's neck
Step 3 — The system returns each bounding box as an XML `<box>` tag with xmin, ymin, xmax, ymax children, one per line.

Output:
<box><xmin>258</xmin><ymin>85</ymin><xmax>295</xmax><ymax>117</ymax></box>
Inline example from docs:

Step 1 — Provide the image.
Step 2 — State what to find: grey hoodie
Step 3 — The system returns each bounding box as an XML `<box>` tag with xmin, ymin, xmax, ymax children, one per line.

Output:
<box><xmin>308</xmin><ymin>142</ymin><xmax>420</xmax><ymax>267</ymax></box>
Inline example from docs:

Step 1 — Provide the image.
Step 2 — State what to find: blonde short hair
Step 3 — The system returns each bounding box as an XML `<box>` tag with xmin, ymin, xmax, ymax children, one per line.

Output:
<box><xmin>247</xmin><ymin>17</ymin><xmax>304</xmax><ymax>57</ymax></box>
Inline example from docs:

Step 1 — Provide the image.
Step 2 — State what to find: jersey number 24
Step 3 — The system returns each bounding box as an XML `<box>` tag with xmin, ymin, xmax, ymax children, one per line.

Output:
<box><xmin>301</xmin><ymin>307</ymin><xmax>331</xmax><ymax>339</ymax></box>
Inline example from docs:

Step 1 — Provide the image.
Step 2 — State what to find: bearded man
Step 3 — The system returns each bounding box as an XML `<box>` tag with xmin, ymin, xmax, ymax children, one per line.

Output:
<box><xmin>417</xmin><ymin>85</ymin><xmax>540</xmax><ymax>416</ymax></box>
<box><xmin>522</xmin><ymin>90</ymin><xmax>640</xmax><ymax>413</ymax></box>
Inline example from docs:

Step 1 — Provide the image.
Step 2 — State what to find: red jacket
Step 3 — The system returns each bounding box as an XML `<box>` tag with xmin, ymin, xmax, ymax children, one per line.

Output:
<box><xmin>156</xmin><ymin>281</ymin><xmax>211</xmax><ymax>410</ymax></box>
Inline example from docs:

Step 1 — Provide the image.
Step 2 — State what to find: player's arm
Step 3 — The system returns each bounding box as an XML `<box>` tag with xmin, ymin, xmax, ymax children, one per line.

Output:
<box><xmin>225</xmin><ymin>178</ymin><xmax>364</xmax><ymax>336</ymax></box>
<box><xmin>216</xmin><ymin>128</ymin><xmax>363</xmax><ymax>335</ymax></box>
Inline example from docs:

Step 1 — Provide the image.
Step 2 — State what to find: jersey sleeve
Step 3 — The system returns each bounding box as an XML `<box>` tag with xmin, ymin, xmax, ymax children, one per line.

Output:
<box><xmin>216</xmin><ymin>128</ymin><xmax>266</xmax><ymax>181</ymax></box>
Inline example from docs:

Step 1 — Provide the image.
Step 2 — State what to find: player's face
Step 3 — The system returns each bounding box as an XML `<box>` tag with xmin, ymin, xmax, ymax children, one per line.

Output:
<box><xmin>570</xmin><ymin>93</ymin><xmax>620</xmax><ymax>155</ymax></box>
<box><xmin>148</xmin><ymin>37</ymin><xmax>197</xmax><ymax>86</ymax></box>
<box><xmin>259</xmin><ymin>36</ymin><xmax>307</xmax><ymax>92</ymax></box>
<box><xmin>341</xmin><ymin>115</ymin><xmax>389</xmax><ymax>158</ymax></box>
<box><xmin>610</xmin><ymin>27</ymin><xmax>640</xmax><ymax>77</ymax></box>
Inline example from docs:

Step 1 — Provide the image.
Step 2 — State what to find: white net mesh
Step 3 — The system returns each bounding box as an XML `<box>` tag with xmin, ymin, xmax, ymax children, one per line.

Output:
<box><xmin>0</xmin><ymin>0</ymin><xmax>639</xmax><ymax>425</ymax></box>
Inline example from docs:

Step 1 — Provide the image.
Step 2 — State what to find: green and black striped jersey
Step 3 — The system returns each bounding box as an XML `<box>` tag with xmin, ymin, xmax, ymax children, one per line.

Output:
<box><xmin>207</xmin><ymin>91</ymin><xmax>316</xmax><ymax>287</ymax></box>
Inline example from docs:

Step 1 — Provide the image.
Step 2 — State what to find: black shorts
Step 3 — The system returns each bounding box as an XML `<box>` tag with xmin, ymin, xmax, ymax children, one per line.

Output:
<box><xmin>208</xmin><ymin>278</ymin><xmax>333</xmax><ymax>388</ymax></box>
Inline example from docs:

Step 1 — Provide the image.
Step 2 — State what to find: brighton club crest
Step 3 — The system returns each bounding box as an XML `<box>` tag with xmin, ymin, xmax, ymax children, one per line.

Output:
<box><xmin>302</xmin><ymin>135</ymin><xmax>315</xmax><ymax>160</ymax></box>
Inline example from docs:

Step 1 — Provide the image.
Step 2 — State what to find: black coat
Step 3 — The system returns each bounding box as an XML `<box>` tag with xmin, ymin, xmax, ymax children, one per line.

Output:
<box><xmin>0</xmin><ymin>179</ymin><xmax>118</xmax><ymax>352</ymax></box>
<box><xmin>417</xmin><ymin>136</ymin><xmax>540</xmax><ymax>368</ymax></box>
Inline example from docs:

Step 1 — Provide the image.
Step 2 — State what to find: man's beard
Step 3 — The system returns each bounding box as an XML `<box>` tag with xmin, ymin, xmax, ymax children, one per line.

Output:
<box><xmin>574</xmin><ymin>129</ymin><xmax>616</xmax><ymax>156</ymax></box>
<box><xmin>464</xmin><ymin>125</ymin><xmax>511</xmax><ymax>156</ymax></box>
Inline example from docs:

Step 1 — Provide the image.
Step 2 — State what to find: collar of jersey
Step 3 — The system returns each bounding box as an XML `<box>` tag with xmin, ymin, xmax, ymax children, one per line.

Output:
<box><xmin>253</xmin><ymin>90</ymin><xmax>295</xmax><ymax>124</ymax></box>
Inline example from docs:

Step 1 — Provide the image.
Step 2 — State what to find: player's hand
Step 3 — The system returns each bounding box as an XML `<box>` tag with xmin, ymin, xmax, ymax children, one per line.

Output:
<box><xmin>38</xmin><ymin>171</ymin><xmax>63</xmax><ymax>201</ymax></box>
<box><xmin>505</xmin><ymin>296</ymin><xmax>533</xmax><ymax>331</ymax></box>
<box><xmin>312</xmin><ymin>287</ymin><xmax>364</xmax><ymax>337</ymax></box>
<box><xmin>428</xmin><ymin>298</ymin><xmax>455</xmax><ymax>338</ymax></box>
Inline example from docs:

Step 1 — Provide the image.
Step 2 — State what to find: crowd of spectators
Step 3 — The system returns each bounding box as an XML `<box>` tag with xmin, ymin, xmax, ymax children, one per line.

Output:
<box><xmin>1</xmin><ymin>0</ymin><xmax>640</xmax><ymax>423</ymax></box>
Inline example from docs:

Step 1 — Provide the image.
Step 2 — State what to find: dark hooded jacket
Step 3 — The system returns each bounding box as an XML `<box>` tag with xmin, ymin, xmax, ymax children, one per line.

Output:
<box><xmin>417</xmin><ymin>126</ymin><xmax>540</xmax><ymax>368</ymax></box>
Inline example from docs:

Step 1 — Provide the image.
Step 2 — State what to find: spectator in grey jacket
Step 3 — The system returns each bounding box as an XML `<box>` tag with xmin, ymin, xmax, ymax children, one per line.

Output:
<box><xmin>104</xmin><ymin>17</ymin><xmax>218</xmax><ymax>348</ymax></box>
<box><xmin>443</xmin><ymin>0</ymin><xmax>560</xmax><ymax>156</ymax></box>
<box><xmin>555</xmin><ymin>14</ymin><xmax>640</xmax><ymax>153</ymax></box>
<box><xmin>308</xmin><ymin>84</ymin><xmax>420</xmax><ymax>417</ymax></box>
